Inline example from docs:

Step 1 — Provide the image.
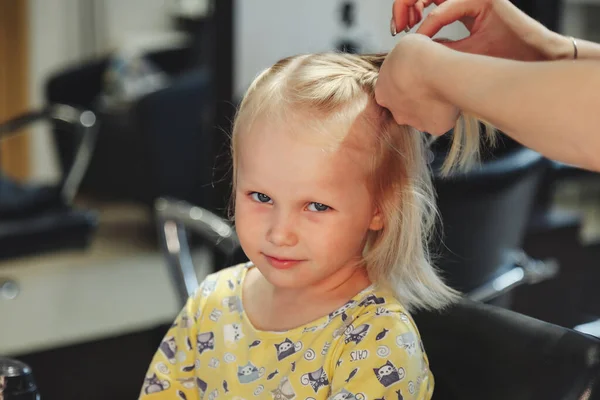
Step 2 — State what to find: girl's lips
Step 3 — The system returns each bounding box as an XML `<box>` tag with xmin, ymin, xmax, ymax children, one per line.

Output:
<box><xmin>263</xmin><ymin>254</ymin><xmax>304</xmax><ymax>269</ymax></box>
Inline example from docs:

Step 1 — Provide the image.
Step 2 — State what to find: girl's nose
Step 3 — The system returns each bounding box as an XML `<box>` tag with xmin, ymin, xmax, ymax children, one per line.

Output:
<box><xmin>266</xmin><ymin>210</ymin><xmax>298</xmax><ymax>247</ymax></box>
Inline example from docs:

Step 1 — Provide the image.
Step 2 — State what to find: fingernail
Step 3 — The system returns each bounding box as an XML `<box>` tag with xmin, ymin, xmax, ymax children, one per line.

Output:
<box><xmin>404</xmin><ymin>26</ymin><xmax>411</xmax><ymax>33</ymax></box>
<box><xmin>390</xmin><ymin>17</ymin><xmax>397</xmax><ymax>36</ymax></box>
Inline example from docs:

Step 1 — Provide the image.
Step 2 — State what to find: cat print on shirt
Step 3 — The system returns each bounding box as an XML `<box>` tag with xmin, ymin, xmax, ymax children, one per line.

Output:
<box><xmin>271</xmin><ymin>376</ymin><xmax>296</xmax><ymax>400</ymax></box>
<box><xmin>222</xmin><ymin>295</ymin><xmax>244</xmax><ymax>313</ymax></box>
<box><xmin>201</xmin><ymin>280</ymin><xmax>217</xmax><ymax>297</ymax></box>
<box><xmin>223</xmin><ymin>323</ymin><xmax>245</xmax><ymax>347</ymax></box>
<box><xmin>142</xmin><ymin>373</ymin><xmax>170</xmax><ymax>394</ymax></box>
<box><xmin>358</xmin><ymin>294</ymin><xmax>386</xmax><ymax>307</ymax></box>
<box><xmin>301</xmin><ymin>366</ymin><xmax>330</xmax><ymax>393</ymax></box>
<box><xmin>396</xmin><ymin>332</ymin><xmax>417</xmax><ymax>356</ymax></box>
<box><xmin>333</xmin><ymin>315</ymin><xmax>355</xmax><ymax>339</ymax></box>
<box><xmin>344</xmin><ymin>324</ymin><xmax>371</xmax><ymax>345</ymax></box>
<box><xmin>373</xmin><ymin>360</ymin><xmax>406</xmax><ymax>388</ymax></box>
<box><xmin>274</xmin><ymin>338</ymin><xmax>302</xmax><ymax>361</ymax></box>
<box><xmin>177</xmin><ymin>377</ymin><xmax>197</xmax><ymax>390</ymax></box>
<box><xmin>207</xmin><ymin>389</ymin><xmax>219</xmax><ymax>400</ymax></box>
<box><xmin>197</xmin><ymin>332</ymin><xmax>215</xmax><ymax>354</ymax></box>
<box><xmin>159</xmin><ymin>336</ymin><xmax>177</xmax><ymax>364</ymax></box>
<box><xmin>330</xmin><ymin>388</ymin><xmax>361</xmax><ymax>400</ymax></box>
<box><xmin>237</xmin><ymin>361</ymin><xmax>265</xmax><ymax>384</ymax></box>
<box><xmin>329</xmin><ymin>300</ymin><xmax>357</xmax><ymax>322</ymax></box>
<box><xmin>303</xmin><ymin>298</ymin><xmax>359</xmax><ymax>333</ymax></box>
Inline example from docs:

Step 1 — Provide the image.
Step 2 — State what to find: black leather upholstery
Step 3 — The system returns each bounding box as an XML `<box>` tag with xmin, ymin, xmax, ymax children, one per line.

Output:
<box><xmin>431</xmin><ymin>144</ymin><xmax>549</xmax><ymax>294</ymax></box>
<box><xmin>414</xmin><ymin>299</ymin><xmax>600</xmax><ymax>400</ymax></box>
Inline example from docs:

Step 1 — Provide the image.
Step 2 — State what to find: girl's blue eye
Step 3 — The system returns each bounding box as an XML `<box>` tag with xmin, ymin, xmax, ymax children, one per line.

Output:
<box><xmin>308</xmin><ymin>202</ymin><xmax>330</xmax><ymax>212</ymax></box>
<box><xmin>250</xmin><ymin>192</ymin><xmax>272</xmax><ymax>204</ymax></box>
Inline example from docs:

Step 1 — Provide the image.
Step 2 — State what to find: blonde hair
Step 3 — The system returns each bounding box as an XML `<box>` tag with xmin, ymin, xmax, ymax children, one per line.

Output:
<box><xmin>229</xmin><ymin>52</ymin><xmax>495</xmax><ymax>311</ymax></box>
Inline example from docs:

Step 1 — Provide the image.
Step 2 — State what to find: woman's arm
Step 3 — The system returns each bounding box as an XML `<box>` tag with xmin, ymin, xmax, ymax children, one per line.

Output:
<box><xmin>378</xmin><ymin>0</ymin><xmax>600</xmax><ymax>171</ymax></box>
<box><xmin>433</xmin><ymin>48</ymin><xmax>600</xmax><ymax>171</ymax></box>
<box><xmin>574</xmin><ymin>38</ymin><xmax>600</xmax><ymax>61</ymax></box>
<box><xmin>376</xmin><ymin>33</ymin><xmax>600</xmax><ymax>171</ymax></box>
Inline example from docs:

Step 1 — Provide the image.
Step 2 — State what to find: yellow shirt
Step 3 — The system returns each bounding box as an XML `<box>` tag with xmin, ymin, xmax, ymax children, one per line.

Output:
<box><xmin>139</xmin><ymin>262</ymin><xmax>434</xmax><ymax>399</ymax></box>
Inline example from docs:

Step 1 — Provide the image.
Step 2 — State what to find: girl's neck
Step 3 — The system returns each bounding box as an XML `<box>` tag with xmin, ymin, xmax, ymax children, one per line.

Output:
<box><xmin>244</xmin><ymin>264</ymin><xmax>372</xmax><ymax>332</ymax></box>
<box><xmin>260</xmin><ymin>263</ymin><xmax>372</xmax><ymax>308</ymax></box>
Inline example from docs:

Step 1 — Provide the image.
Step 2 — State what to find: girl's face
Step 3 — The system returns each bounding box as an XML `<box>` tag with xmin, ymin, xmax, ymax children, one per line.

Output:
<box><xmin>234</xmin><ymin>114</ymin><xmax>383</xmax><ymax>293</ymax></box>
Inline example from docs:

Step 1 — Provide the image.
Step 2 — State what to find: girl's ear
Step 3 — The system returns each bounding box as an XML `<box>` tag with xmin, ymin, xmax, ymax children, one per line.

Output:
<box><xmin>369</xmin><ymin>208</ymin><xmax>384</xmax><ymax>231</ymax></box>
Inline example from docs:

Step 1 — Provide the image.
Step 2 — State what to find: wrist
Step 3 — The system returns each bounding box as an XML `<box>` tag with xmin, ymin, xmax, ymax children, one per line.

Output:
<box><xmin>424</xmin><ymin>41</ymin><xmax>458</xmax><ymax>104</ymax></box>
<box><xmin>542</xmin><ymin>33</ymin><xmax>575</xmax><ymax>61</ymax></box>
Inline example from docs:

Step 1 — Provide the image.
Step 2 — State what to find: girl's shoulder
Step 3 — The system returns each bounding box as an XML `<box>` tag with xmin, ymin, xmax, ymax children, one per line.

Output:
<box><xmin>338</xmin><ymin>286</ymin><xmax>426</xmax><ymax>347</ymax></box>
<box><xmin>324</xmin><ymin>288</ymin><xmax>434</xmax><ymax>400</ymax></box>
<box><xmin>349</xmin><ymin>286</ymin><xmax>415</xmax><ymax>324</ymax></box>
<box><xmin>192</xmin><ymin>261</ymin><xmax>251</xmax><ymax>302</ymax></box>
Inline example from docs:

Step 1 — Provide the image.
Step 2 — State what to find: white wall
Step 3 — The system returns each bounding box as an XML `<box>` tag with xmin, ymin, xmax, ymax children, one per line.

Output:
<box><xmin>234</xmin><ymin>0</ymin><xmax>468</xmax><ymax>98</ymax></box>
<box><xmin>28</xmin><ymin>0</ymin><xmax>81</xmax><ymax>183</ymax></box>
<box><xmin>27</xmin><ymin>0</ymin><xmax>176</xmax><ymax>183</ymax></box>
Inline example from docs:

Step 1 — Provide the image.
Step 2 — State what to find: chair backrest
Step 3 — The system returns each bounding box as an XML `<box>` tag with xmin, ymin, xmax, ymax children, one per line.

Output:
<box><xmin>431</xmin><ymin>144</ymin><xmax>549</xmax><ymax>292</ymax></box>
<box><xmin>134</xmin><ymin>69</ymin><xmax>229</xmax><ymax>214</ymax></box>
<box><xmin>44</xmin><ymin>47</ymin><xmax>196</xmax><ymax>205</ymax></box>
<box><xmin>413</xmin><ymin>299</ymin><xmax>600</xmax><ymax>400</ymax></box>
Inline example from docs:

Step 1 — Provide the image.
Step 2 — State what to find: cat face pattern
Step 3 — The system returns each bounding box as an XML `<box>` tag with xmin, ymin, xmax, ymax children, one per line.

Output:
<box><xmin>223</xmin><ymin>323</ymin><xmax>244</xmax><ymax>346</ymax></box>
<box><xmin>301</xmin><ymin>367</ymin><xmax>330</xmax><ymax>393</ymax></box>
<box><xmin>197</xmin><ymin>332</ymin><xmax>215</xmax><ymax>354</ymax></box>
<box><xmin>159</xmin><ymin>337</ymin><xmax>177</xmax><ymax>364</ymax></box>
<box><xmin>344</xmin><ymin>324</ymin><xmax>370</xmax><ymax>345</ymax></box>
<box><xmin>396</xmin><ymin>332</ymin><xmax>417</xmax><ymax>356</ymax></box>
<box><xmin>373</xmin><ymin>360</ymin><xmax>405</xmax><ymax>388</ymax></box>
<box><xmin>237</xmin><ymin>361</ymin><xmax>265</xmax><ymax>384</ymax></box>
<box><xmin>143</xmin><ymin>373</ymin><xmax>170</xmax><ymax>394</ymax></box>
<box><xmin>271</xmin><ymin>376</ymin><xmax>296</xmax><ymax>400</ymax></box>
<box><xmin>222</xmin><ymin>295</ymin><xmax>243</xmax><ymax>313</ymax></box>
<box><xmin>274</xmin><ymin>338</ymin><xmax>302</xmax><ymax>361</ymax></box>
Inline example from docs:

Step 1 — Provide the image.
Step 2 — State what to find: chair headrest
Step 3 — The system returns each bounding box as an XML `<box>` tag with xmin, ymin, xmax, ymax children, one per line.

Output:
<box><xmin>433</xmin><ymin>146</ymin><xmax>549</xmax><ymax>186</ymax></box>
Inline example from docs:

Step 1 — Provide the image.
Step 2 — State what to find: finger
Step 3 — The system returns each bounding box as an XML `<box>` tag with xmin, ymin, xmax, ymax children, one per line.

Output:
<box><xmin>416</xmin><ymin>0</ymin><xmax>477</xmax><ymax>38</ymax></box>
<box><xmin>421</xmin><ymin>0</ymin><xmax>446</xmax><ymax>9</ymax></box>
<box><xmin>433</xmin><ymin>36</ymin><xmax>454</xmax><ymax>43</ymax></box>
<box><xmin>414</xmin><ymin>1</ymin><xmax>425</xmax><ymax>23</ymax></box>
<box><xmin>392</xmin><ymin>0</ymin><xmax>419</xmax><ymax>32</ymax></box>
<box><xmin>408</xmin><ymin>7</ymin><xmax>417</xmax><ymax>28</ymax></box>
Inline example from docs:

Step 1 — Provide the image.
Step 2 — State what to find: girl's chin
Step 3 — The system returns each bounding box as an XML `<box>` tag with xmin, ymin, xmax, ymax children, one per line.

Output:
<box><xmin>254</xmin><ymin>262</ymin><xmax>311</xmax><ymax>289</ymax></box>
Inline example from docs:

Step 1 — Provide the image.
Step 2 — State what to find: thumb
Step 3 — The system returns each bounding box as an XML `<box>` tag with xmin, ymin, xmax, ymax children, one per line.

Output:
<box><xmin>416</xmin><ymin>0</ymin><xmax>477</xmax><ymax>38</ymax></box>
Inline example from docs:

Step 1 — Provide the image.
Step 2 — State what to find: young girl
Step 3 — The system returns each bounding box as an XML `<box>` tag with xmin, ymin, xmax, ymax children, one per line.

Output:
<box><xmin>139</xmin><ymin>52</ymin><xmax>492</xmax><ymax>399</ymax></box>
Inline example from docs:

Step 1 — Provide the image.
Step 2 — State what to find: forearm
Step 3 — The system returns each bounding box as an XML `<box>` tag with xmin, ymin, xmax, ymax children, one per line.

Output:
<box><xmin>575</xmin><ymin>38</ymin><xmax>600</xmax><ymax>60</ymax></box>
<box><xmin>434</xmin><ymin>51</ymin><xmax>600</xmax><ymax>171</ymax></box>
<box><xmin>547</xmin><ymin>34</ymin><xmax>600</xmax><ymax>61</ymax></box>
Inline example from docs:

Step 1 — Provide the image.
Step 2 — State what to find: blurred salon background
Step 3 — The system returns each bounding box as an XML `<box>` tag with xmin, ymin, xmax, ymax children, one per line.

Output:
<box><xmin>1</xmin><ymin>0</ymin><xmax>600</xmax><ymax>399</ymax></box>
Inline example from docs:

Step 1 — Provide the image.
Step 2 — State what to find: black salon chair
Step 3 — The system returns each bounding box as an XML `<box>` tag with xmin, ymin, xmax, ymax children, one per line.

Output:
<box><xmin>0</xmin><ymin>104</ymin><xmax>99</xmax><ymax>260</ymax></box>
<box><xmin>44</xmin><ymin>46</ymin><xmax>199</xmax><ymax>207</ymax></box>
<box><xmin>132</xmin><ymin>68</ymin><xmax>227</xmax><ymax>213</ymax></box>
<box><xmin>152</xmin><ymin>196</ymin><xmax>600</xmax><ymax>400</ymax></box>
<box><xmin>431</xmin><ymin>139</ymin><xmax>557</xmax><ymax>305</ymax></box>
<box><xmin>414</xmin><ymin>298</ymin><xmax>600</xmax><ymax>400</ymax></box>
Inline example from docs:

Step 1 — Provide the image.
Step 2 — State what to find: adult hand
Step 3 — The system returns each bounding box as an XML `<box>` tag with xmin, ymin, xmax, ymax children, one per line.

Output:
<box><xmin>391</xmin><ymin>0</ymin><xmax>572</xmax><ymax>61</ymax></box>
<box><xmin>375</xmin><ymin>34</ymin><xmax>459</xmax><ymax>135</ymax></box>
